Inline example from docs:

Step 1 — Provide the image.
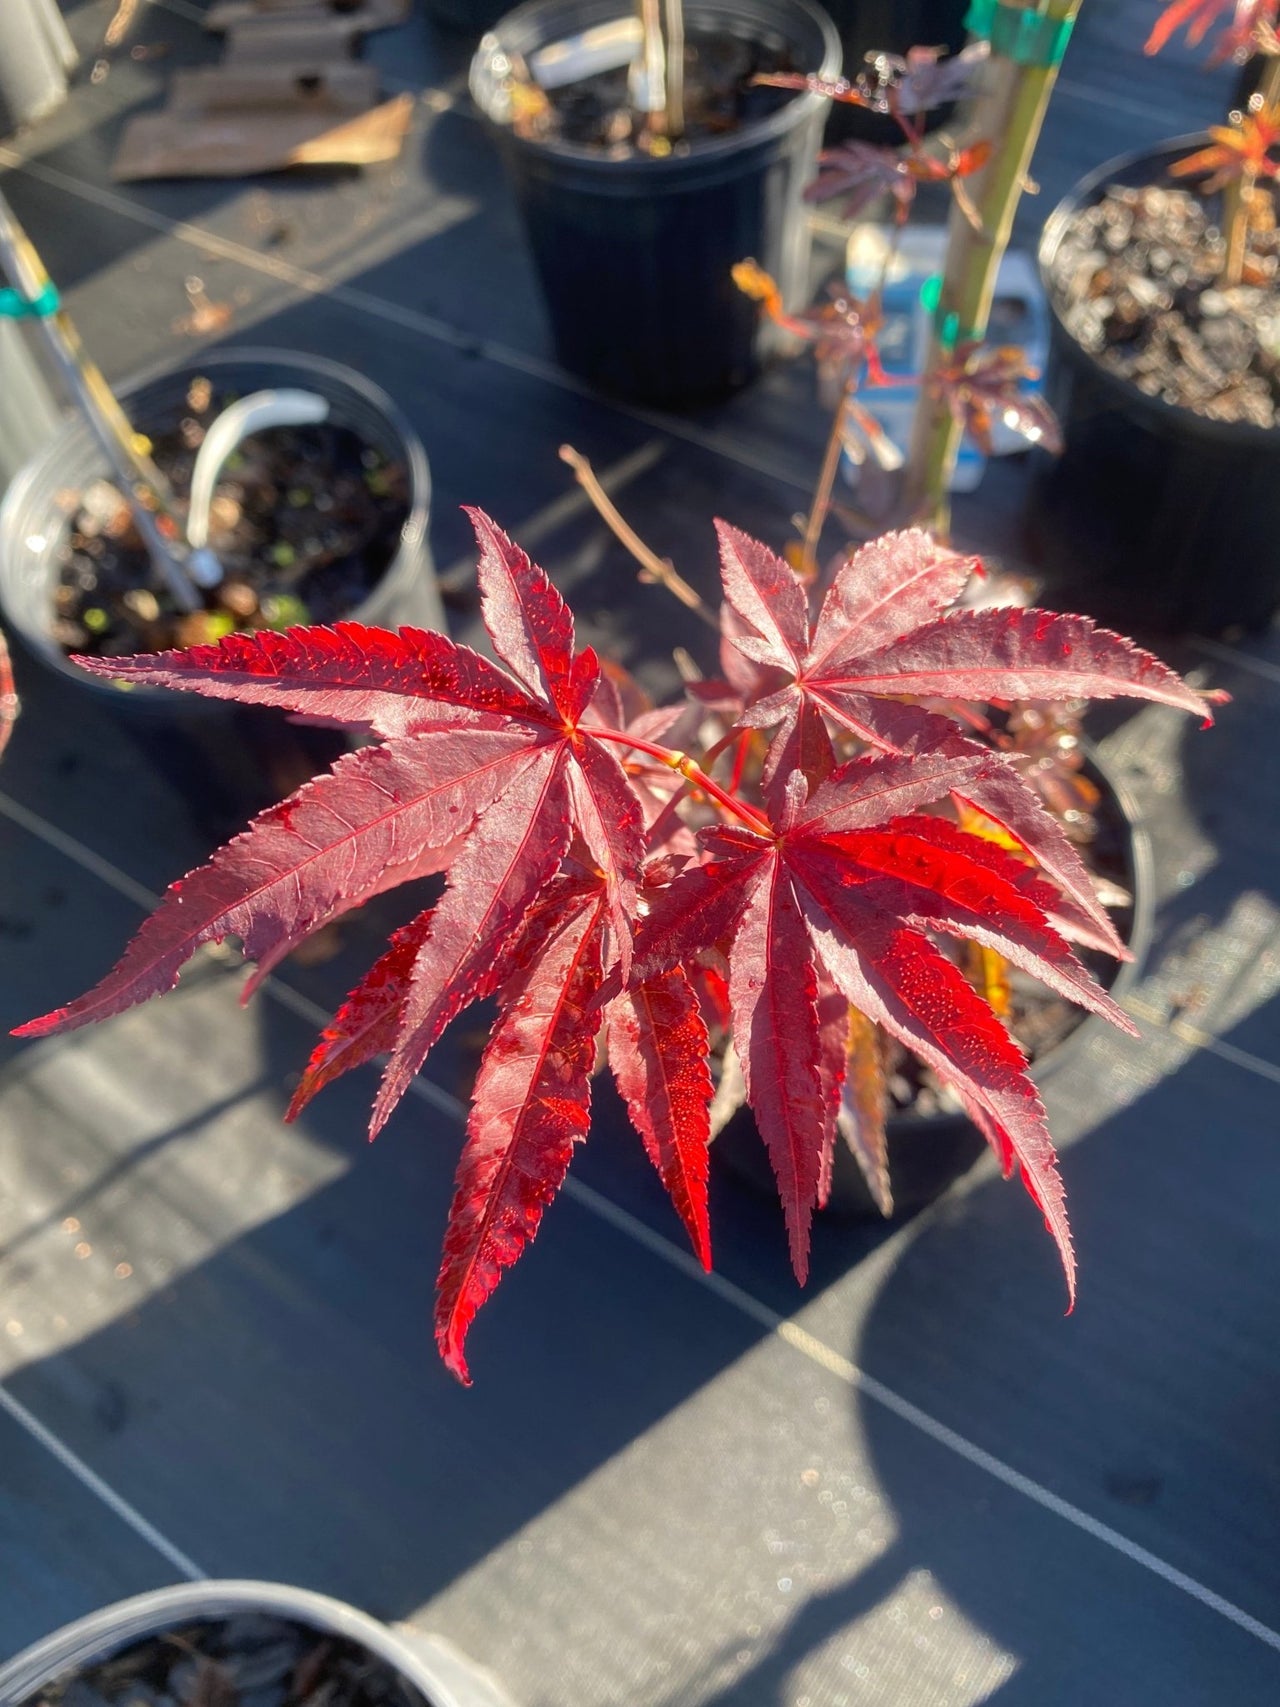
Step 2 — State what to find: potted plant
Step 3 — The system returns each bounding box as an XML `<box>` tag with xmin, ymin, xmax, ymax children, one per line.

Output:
<box><xmin>731</xmin><ymin>0</ymin><xmax>1075</xmax><ymax>549</ymax></box>
<box><xmin>1030</xmin><ymin>0</ymin><xmax>1280</xmax><ymax>634</ymax></box>
<box><xmin>0</xmin><ymin>190</ymin><xmax>447</xmax><ymax>827</ymax></box>
<box><xmin>0</xmin><ymin>1580</ymin><xmax>514</xmax><ymax>1707</ymax></box>
<box><xmin>0</xmin><ymin>342</ymin><xmax>445</xmax><ymax>831</ymax></box>
<box><xmin>468</xmin><ymin>0</ymin><xmax>841</xmax><ymax>405</ymax></box>
<box><xmin>13</xmin><ymin>490</ymin><xmax>1218</xmax><ymax>1380</ymax></box>
<box><xmin>0</xmin><ymin>345</ymin><xmax>443</xmax><ymax>690</ymax></box>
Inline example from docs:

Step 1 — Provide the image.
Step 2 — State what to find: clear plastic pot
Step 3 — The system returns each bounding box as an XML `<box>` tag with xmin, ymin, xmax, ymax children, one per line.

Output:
<box><xmin>0</xmin><ymin>345</ymin><xmax>443</xmax><ymax>713</ymax></box>
<box><xmin>0</xmin><ymin>1581</ymin><xmax>513</xmax><ymax>1707</ymax></box>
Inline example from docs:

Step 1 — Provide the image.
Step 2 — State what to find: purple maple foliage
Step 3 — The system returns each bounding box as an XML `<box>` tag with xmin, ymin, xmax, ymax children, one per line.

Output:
<box><xmin>16</xmin><ymin>512</ymin><xmax>1218</xmax><ymax>1381</ymax></box>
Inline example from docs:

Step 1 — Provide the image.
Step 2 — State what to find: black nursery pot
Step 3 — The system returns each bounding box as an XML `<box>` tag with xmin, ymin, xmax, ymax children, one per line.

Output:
<box><xmin>1030</xmin><ymin>138</ymin><xmax>1280</xmax><ymax>636</ymax></box>
<box><xmin>471</xmin><ymin>0</ymin><xmax>840</xmax><ymax>408</ymax></box>
<box><xmin>717</xmin><ymin>750</ymin><xmax>1153</xmax><ymax>1221</ymax></box>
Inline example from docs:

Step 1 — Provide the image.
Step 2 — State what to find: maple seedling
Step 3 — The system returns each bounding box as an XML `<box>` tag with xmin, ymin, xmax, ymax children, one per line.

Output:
<box><xmin>758</xmin><ymin>46</ymin><xmax>993</xmax><ymax>230</ymax></box>
<box><xmin>1144</xmin><ymin>0</ymin><xmax>1279</xmax><ymax>64</ymax></box>
<box><xmin>16</xmin><ymin>511</ymin><xmax>1219</xmax><ymax>1382</ymax></box>
<box><xmin>738</xmin><ymin>31</ymin><xmax>1070</xmax><ymax>554</ymax></box>
<box><xmin>1149</xmin><ymin>0</ymin><xmax>1280</xmax><ymax>285</ymax></box>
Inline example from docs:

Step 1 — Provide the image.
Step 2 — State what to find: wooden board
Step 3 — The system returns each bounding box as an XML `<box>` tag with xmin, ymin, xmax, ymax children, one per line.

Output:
<box><xmin>112</xmin><ymin>78</ymin><xmax>412</xmax><ymax>180</ymax></box>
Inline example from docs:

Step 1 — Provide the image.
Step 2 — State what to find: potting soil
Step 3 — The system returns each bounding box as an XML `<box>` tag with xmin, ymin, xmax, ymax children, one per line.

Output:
<box><xmin>518</xmin><ymin>28</ymin><xmax>796</xmax><ymax>152</ymax></box>
<box><xmin>53</xmin><ymin>376</ymin><xmax>410</xmax><ymax>659</ymax></box>
<box><xmin>22</xmin><ymin>1614</ymin><xmax>431</xmax><ymax>1707</ymax></box>
<box><xmin>1048</xmin><ymin>180</ymin><xmax>1280</xmax><ymax>428</ymax></box>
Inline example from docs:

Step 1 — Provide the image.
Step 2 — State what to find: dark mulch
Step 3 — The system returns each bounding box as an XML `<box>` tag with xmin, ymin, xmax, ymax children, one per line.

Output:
<box><xmin>26</xmin><ymin>1616</ymin><xmax>428</xmax><ymax>1707</ymax></box>
<box><xmin>1048</xmin><ymin>180</ymin><xmax>1280</xmax><ymax>427</ymax></box>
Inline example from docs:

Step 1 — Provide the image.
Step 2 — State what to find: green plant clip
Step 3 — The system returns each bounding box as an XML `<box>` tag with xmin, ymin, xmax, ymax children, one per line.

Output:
<box><xmin>963</xmin><ymin>0</ymin><xmax>1075</xmax><ymax>66</ymax></box>
<box><xmin>920</xmin><ymin>279</ymin><xmax>984</xmax><ymax>351</ymax></box>
<box><xmin>0</xmin><ymin>281</ymin><xmax>60</xmax><ymax>319</ymax></box>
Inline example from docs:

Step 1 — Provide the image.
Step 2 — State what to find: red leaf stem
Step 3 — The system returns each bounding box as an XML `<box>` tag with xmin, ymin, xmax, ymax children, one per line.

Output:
<box><xmin>588</xmin><ymin>727</ymin><xmax>773</xmax><ymax>837</ymax></box>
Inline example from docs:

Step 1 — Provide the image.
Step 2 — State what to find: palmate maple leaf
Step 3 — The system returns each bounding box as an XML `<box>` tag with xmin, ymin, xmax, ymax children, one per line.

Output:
<box><xmin>807</xmin><ymin>140</ymin><xmax>917</xmax><ymax>221</ymax></box>
<box><xmin>629</xmin><ymin>761</ymin><xmax>1136</xmax><ymax>1291</ymax></box>
<box><xmin>716</xmin><ymin>523</ymin><xmax>1218</xmax><ymax>959</ymax></box>
<box><xmin>1170</xmin><ymin>102</ymin><xmax>1280</xmax><ymax>191</ymax></box>
<box><xmin>807</xmin><ymin>138</ymin><xmax>993</xmax><ymax>225</ymax></box>
<box><xmin>1145</xmin><ymin>0</ymin><xmax>1279</xmax><ymax>61</ymax></box>
<box><xmin>14</xmin><ymin>511</ymin><xmax>663</xmax><ymax>1380</ymax></box>
<box><xmin>13</xmin><ymin>510</ymin><xmax>1219</xmax><ymax>1381</ymax></box>
<box><xmin>19</xmin><ymin>510</ymin><xmax>644</xmax><ymax>1032</ymax></box>
<box><xmin>929</xmin><ymin>344</ymin><xmax>1064</xmax><ymax>456</ymax></box>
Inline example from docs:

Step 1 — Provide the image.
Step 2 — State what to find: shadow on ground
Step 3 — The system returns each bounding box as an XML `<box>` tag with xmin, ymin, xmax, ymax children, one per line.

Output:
<box><xmin>679</xmin><ymin>983</ymin><xmax>1280</xmax><ymax>1706</ymax></box>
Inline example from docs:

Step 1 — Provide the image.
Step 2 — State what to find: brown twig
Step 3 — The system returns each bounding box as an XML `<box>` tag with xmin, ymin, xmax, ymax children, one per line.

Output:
<box><xmin>104</xmin><ymin>0</ymin><xmax>139</xmax><ymax>50</ymax></box>
<box><xmin>904</xmin><ymin>0</ymin><xmax>1082</xmax><ymax>533</ymax></box>
<box><xmin>799</xmin><ymin>382</ymin><xmax>854</xmax><ymax>580</ymax></box>
<box><xmin>559</xmin><ymin>444</ymin><xmax>718</xmax><ymax>629</ymax></box>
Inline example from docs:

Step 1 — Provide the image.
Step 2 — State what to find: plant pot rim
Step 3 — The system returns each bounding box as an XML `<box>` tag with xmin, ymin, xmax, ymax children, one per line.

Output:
<box><xmin>0</xmin><ymin>1581</ymin><xmax>478</xmax><ymax>1707</ymax></box>
<box><xmin>470</xmin><ymin>0</ymin><xmax>841</xmax><ymax>171</ymax></box>
<box><xmin>1023</xmin><ymin>742</ymin><xmax>1152</xmax><ymax>1082</ymax></box>
<box><xmin>0</xmin><ymin>345</ymin><xmax>432</xmax><ymax>708</ymax></box>
<box><xmin>1038</xmin><ymin>132</ymin><xmax>1280</xmax><ymax>449</ymax></box>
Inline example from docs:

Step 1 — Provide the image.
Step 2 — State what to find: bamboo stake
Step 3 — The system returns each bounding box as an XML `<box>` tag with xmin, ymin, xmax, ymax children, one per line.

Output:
<box><xmin>904</xmin><ymin>0</ymin><xmax>1083</xmax><ymax>534</ymax></box>
<box><xmin>662</xmin><ymin>0</ymin><xmax>685</xmax><ymax>139</ymax></box>
<box><xmin>0</xmin><ymin>191</ymin><xmax>199</xmax><ymax>610</ymax></box>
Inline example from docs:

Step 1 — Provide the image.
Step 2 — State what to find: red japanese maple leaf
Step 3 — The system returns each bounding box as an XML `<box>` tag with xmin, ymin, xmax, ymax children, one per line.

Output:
<box><xmin>15</xmin><ymin>512</ymin><xmax>660</xmax><ymax>1378</ymax></box>
<box><xmin>807</xmin><ymin>138</ymin><xmax>992</xmax><ymax>224</ymax></box>
<box><xmin>929</xmin><ymin>344</ymin><xmax>1064</xmax><ymax>455</ymax></box>
<box><xmin>20</xmin><ymin>511</ymin><xmax>644</xmax><ymax>1047</ymax></box>
<box><xmin>716</xmin><ymin>523</ymin><xmax>1218</xmax><ymax>957</ymax></box>
<box><xmin>630</xmin><ymin>760</ymin><xmax>1137</xmax><ymax>1289</ymax></box>
<box><xmin>807</xmin><ymin>139</ymin><xmax>918</xmax><ymax>221</ymax></box>
<box><xmin>1145</xmin><ymin>0</ymin><xmax>1279</xmax><ymax>61</ymax></box>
